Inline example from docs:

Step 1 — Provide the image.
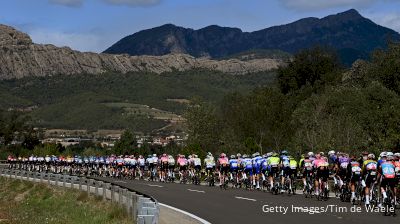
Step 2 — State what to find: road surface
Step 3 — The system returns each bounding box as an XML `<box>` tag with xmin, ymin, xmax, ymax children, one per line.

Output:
<box><xmin>94</xmin><ymin>177</ymin><xmax>400</xmax><ymax>224</ymax></box>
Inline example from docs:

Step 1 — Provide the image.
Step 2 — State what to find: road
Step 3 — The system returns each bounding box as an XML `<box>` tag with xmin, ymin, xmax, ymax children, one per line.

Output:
<box><xmin>94</xmin><ymin>177</ymin><xmax>400</xmax><ymax>224</ymax></box>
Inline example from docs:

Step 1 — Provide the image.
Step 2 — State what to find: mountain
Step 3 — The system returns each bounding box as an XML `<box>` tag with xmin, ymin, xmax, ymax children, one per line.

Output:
<box><xmin>0</xmin><ymin>24</ymin><xmax>282</xmax><ymax>80</ymax></box>
<box><xmin>104</xmin><ymin>9</ymin><xmax>400</xmax><ymax>65</ymax></box>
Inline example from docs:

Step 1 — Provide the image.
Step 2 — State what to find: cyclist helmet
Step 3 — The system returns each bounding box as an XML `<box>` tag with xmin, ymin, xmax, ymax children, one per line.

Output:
<box><xmin>307</xmin><ymin>152</ymin><xmax>314</xmax><ymax>157</ymax></box>
<box><xmin>220</xmin><ymin>153</ymin><xmax>226</xmax><ymax>158</ymax></box>
<box><xmin>230</xmin><ymin>155</ymin><xmax>236</xmax><ymax>159</ymax></box>
<box><xmin>162</xmin><ymin>153</ymin><xmax>167</xmax><ymax>157</ymax></box>
<box><xmin>253</xmin><ymin>152</ymin><xmax>260</xmax><ymax>157</ymax></box>
<box><xmin>266</xmin><ymin>152</ymin><xmax>272</xmax><ymax>157</ymax></box>
<box><xmin>194</xmin><ymin>154</ymin><xmax>198</xmax><ymax>158</ymax></box>
<box><xmin>242</xmin><ymin>154</ymin><xmax>248</xmax><ymax>158</ymax></box>
<box><xmin>281</xmin><ymin>150</ymin><xmax>288</xmax><ymax>155</ymax></box>
<box><xmin>380</xmin><ymin>152</ymin><xmax>387</xmax><ymax>158</ymax></box>
<box><xmin>272</xmin><ymin>152</ymin><xmax>278</xmax><ymax>157</ymax></box>
<box><xmin>188</xmin><ymin>155</ymin><xmax>192</xmax><ymax>159</ymax></box>
<box><xmin>236</xmin><ymin>153</ymin><xmax>242</xmax><ymax>158</ymax></box>
<box><xmin>367</xmin><ymin>153</ymin><xmax>375</xmax><ymax>160</ymax></box>
<box><xmin>387</xmin><ymin>152</ymin><xmax>394</xmax><ymax>157</ymax></box>
<box><xmin>328</xmin><ymin>150</ymin><xmax>335</xmax><ymax>155</ymax></box>
<box><xmin>319</xmin><ymin>152</ymin><xmax>325</xmax><ymax>156</ymax></box>
<box><xmin>394</xmin><ymin>153</ymin><xmax>400</xmax><ymax>158</ymax></box>
<box><xmin>207</xmin><ymin>152</ymin><xmax>212</xmax><ymax>157</ymax></box>
<box><xmin>387</xmin><ymin>155</ymin><xmax>394</xmax><ymax>161</ymax></box>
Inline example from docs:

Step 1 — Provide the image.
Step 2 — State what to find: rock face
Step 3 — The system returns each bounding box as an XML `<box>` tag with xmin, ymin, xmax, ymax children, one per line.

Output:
<box><xmin>0</xmin><ymin>24</ymin><xmax>282</xmax><ymax>80</ymax></box>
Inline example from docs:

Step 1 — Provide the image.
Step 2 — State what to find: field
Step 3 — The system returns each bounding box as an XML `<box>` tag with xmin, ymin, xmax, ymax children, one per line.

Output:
<box><xmin>0</xmin><ymin>177</ymin><xmax>131</xmax><ymax>224</ymax></box>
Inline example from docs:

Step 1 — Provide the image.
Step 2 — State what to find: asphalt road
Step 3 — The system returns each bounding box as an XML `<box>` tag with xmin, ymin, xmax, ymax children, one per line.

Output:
<box><xmin>93</xmin><ymin>177</ymin><xmax>400</xmax><ymax>224</ymax></box>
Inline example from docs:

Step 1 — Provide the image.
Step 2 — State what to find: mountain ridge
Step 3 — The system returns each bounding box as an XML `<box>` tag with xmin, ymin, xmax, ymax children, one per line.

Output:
<box><xmin>104</xmin><ymin>9</ymin><xmax>400</xmax><ymax>65</ymax></box>
<box><xmin>0</xmin><ymin>24</ymin><xmax>282</xmax><ymax>80</ymax></box>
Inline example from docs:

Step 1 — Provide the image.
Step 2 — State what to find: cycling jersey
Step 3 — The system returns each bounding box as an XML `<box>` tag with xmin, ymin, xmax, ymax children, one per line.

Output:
<box><xmin>362</xmin><ymin>160</ymin><xmax>377</xmax><ymax>175</ymax></box>
<box><xmin>193</xmin><ymin>158</ymin><xmax>201</xmax><ymax>166</ymax></box>
<box><xmin>268</xmin><ymin>157</ymin><xmax>280</xmax><ymax>168</ymax></box>
<box><xmin>289</xmin><ymin>159</ymin><xmax>297</xmax><ymax>169</ymax></box>
<box><xmin>204</xmin><ymin>157</ymin><xmax>215</xmax><ymax>169</ymax></box>
<box><xmin>138</xmin><ymin>158</ymin><xmax>145</xmax><ymax>166</ymax></box>
<box><xmin>380</xmin><ymin>161</ymin><xmax>395</xmax><ymax>179</ymax></box>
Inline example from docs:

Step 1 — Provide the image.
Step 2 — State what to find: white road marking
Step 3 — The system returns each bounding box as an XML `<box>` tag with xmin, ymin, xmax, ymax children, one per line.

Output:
<box><xmin>159</xmin><ymin>203</ymin><xmax>211</xmax><ymax>224</ymax></box>
<box><xmin>113</xmin><ymin>180</ymin><xmax>127</xmax><ymax>183</ymax></box>
<box><xmin>187</xmin><ymin>189</ymin><xmax>205</xmax><ymax>193</ymax></box>
<box><xmin>147</xmin><ymin>184</ymin><xmax>164</xmax><ymax>188</ymax></box>
<box><xmin>235</xmin><ymin>196</ymin><xmax>257</xmax><ymax>201</ymax></box>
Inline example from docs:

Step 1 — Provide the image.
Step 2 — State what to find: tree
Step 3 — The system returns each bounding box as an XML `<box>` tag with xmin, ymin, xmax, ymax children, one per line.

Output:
<box><xmin>278</xmin><ymin>47</ymin><xmax>342</xmax><ymax>94</ymax></box>
<box><xmin>184</xmin><ymin>98</ymin><xmax>222</xmax><ymax>153</ymax></box>
<box><xmin>113</xmin><ymin>130</ymin><xmax>136</xmax><ymax>155</ymax></box>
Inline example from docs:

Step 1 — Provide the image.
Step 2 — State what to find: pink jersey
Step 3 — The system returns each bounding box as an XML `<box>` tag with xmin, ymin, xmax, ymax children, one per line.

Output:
<box><xmin>177</xmin><ymin>158</ymin><xmax>187</xmax><ymax>166</ymax></box>
<box><xmin>313</xmin><ymin>158</ymin><xmax>328</xmax><ymax>169</ymax></box>
<box><xmin>161</xmin><ymin>156</ymin><xmax>168</xmax><ymax>163</ymax></box>
<box><xmin>218</xmin><ymin>157</ymin><xmax>229</xmax><ymax>166</ymax></box>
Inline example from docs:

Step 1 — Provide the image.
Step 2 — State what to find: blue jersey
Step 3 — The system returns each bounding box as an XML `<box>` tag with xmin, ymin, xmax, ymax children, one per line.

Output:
<box><xmin>261</xmin><ymin>158</ymin><xmax>268</xmax><ymax>171</ymax></box>
<box><xmin>243</xmin><ymin>158</ymin><xmax>253</xmax><ymax>169</ymax></box>
<box><xmin>229</xmin><ymin>159</ymin><xmax>238</xmax><ymax>169</ymax></box>
<box><xmin>252</xmin><ymin>156</ymin><xmax>263</xmax><ymax>168</ymax></box>
<box><xmin>281</xmin><ymin>155</ymin><xmax>290</xmax><ymax>167</ymax></box>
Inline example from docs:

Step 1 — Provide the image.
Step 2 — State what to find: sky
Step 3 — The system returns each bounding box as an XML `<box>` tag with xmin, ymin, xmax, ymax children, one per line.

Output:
<box><xmin>1</xmin><ymin>0</ymin><xmax>399</xmax><ymax>53</ymax></box>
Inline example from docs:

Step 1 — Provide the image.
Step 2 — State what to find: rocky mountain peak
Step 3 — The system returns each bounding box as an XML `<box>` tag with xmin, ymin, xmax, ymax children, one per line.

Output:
<box><xmin>0</xmin><ymin>24</ymin><xmax>32</xmax><ymax>46</ymax></box>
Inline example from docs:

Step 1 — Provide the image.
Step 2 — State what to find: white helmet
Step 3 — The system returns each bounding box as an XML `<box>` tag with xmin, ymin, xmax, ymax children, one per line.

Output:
<box><xmin>386</xmin><ymin>152</ymin><xmax>394</xmax><ymax>157</ymax></box>
<box><xmin>394</xmin><ymin>153</ymin><xmax>400</xmax><ymax>158</ymax></box>
<box><xmin>328</xmin><ymin>150</ymin><xmax>335</xmax><ymax>155</ymax></box>
<box><xmin>367</xmin><ymin>153</ymin><xmax>375</xmax><ymax>160</ymax></box>
<box><xmin>380</xmin><ymin>152</ymin><xmax>387</xmax><ymax>157</ymax></box>
<box><xmin>307</xmin><ymin>152</ymin><xmax>314</xmax><ymax>157</ymax></box>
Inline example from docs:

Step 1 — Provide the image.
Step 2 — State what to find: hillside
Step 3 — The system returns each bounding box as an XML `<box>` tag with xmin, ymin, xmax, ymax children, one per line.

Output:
<box><xmin>0</xmin><ymin>70</ymin><xmax>275</xmax><ymax>131</ymax></box>
<box><xmin>104</xmin><ymin>9</ymin><xmax>400</xmax><ymax>65</ymax></box>
<box><xmin>0</xmin><ymin>24</ymin><xmax>282</xmax><ymax>80</ymax></box>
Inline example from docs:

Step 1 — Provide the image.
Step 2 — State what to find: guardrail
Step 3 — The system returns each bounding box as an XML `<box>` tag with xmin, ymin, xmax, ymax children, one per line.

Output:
<box><xmin>0</xmin><ymin>167</ymin><xmax>159</xmax><ymax>224</ymax></box>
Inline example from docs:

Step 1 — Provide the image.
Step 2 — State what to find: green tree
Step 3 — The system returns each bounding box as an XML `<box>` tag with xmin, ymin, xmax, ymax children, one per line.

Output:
<box><xmin>278</xmin><ymin>47</ymin><xmax>342</xmax><ymax>94</ymax></box>
<box><xmin>113</xmin><ymin>130</ymin><xmax>136</xmax><ymax>155</ymax></box>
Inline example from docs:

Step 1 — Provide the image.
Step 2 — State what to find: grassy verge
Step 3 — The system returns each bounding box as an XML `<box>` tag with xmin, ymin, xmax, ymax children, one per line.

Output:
<box><xmin>0</xmin><ymin>177</ymin><xmax>132</xmax><ymax>224</ymax></box>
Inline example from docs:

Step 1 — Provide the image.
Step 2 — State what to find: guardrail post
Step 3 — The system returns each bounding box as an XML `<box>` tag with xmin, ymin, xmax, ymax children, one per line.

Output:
<box><xmin>111</xmin><ymin>185</ymin><xmax>115</xmax><ymax>203</ymax></box>
<box><xmin>79</xmin><ymin>178</ymin><xmax>83</xmax><ymax>191</ymax></box>
<box><xmin>118</xmin><ymin>187</ymin><xmax>123</xmax><ymax>205</ymax></box>
<box><xmin>103</xmin><ymin>183</ymin><xmax>109</xmax><ymax>201</ymax></box>
<box><xmin>95</xmin><ymin>181</ymin><xmax>99</xmax><ymax>196</ymax></box>
<box><xmin>63</xmin><ymin>174</ymin><xmax>66</xmax><ymax>188</ymax></box>
<box><xmin>87</xmin><ymin>179</ymin><xmax>91</xmax><ymax>194</ymax></box>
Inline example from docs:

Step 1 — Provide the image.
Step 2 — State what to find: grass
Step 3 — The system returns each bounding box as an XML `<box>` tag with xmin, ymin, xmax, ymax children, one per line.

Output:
<box><xmin>0</xmin><ymin>177</ymin><xmax>132</xmax><ymax>224</ymax></box>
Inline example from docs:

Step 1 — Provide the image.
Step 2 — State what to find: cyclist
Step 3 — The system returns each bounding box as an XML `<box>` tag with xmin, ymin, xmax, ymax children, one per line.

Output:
<box><xmin>160</xmin><ymin>153</ymin><xmax>169</xmax><ymax>182</ymax></box>
<box><xmin>362</xmin><ymin>153</ymin><xmax>378</xmax><ymax>205</ymax></box>
<box><xmin>267</xmin><ymin>152</ymin><xmax>280</xmax><ymax>191</ymax></box>
<box><xmin>280</xmin><ymin>150</ymin><xmax>290</xmax><ymax>193</ymax></box>
<box><xmin>192</xmin><ymin>155</ymin><xmax>202</xmax><ymax>184</ymax></box>
<box><xmin>300</xmin><ymin>153</ymin><xmax>313</xmax><ymax>191</ymax></box>
<box><xmin>229</xmin><ymin>155</ymin><xmax>238</xmax><ymax>184</ymax></box>
<box><xmin>167</xmin><ymin>154</ymin><xmax>176</xmax><ymax>181</ymax></box>
<box><xmin>379</xmin><ymin>154</ymin><xmax>397</xmax><ymax>207</ymax></box>
<box><xmin>252</xmin><ymin>152</ymin><xmax>263</xmax><ymax>189</ymax></box>
<box><xmin>347</xmin><ymin>155</ymin><xmax>362</xmax><ymax>203</ymax></box>
<box><xmin>243</xmin><ymin>154</ymin><xmax>253</xmax><ymax>188</ymax></box>
<box><xmin>313</xmin><ymin>152</ymin><xmax>329</xmax><ymax>197</ymax></box>
<box><xmin>177</xmin><ymin>154</ymin><xmax>188</xmax><ymax>183</ymax></box>
<box><xmin>204</xmin><ymin>153</ymin><xmax>216</xmax><ymax>186</ymax></box>
<box><xmin>335</xmin><ymin>153</ymin><xmax>350</xmax><ymax>190</ymax></box>
<box><xmin>217</xmin><ymin>153</ymin><xmax>229</xmax><ymax>188</ymax></box>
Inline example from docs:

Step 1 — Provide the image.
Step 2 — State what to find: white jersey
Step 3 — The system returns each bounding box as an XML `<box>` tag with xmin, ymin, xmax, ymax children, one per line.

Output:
<box><xmin>168</xmin><ymin>156</ymin><xmax>175</xmax><ymax>165</ymax></box>
<box><xmin>138</xmin><ymin>158</ymin><xmax>145</xmax><ymax>166</ymax></box>
<box><xmin>193</xmin><ymin>158</ymin><xmax>201</xmax><ymax>166</ymax></box>
<box><xmin>152</xmin><ymin>156</ymin><xmax>158</xmax><ymax>164</ymax></box>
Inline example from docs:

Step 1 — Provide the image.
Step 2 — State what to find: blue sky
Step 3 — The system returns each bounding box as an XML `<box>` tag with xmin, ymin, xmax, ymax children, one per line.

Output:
<box><xmin>1</xmin><ymin>0</ymin><xmax>399</xmax><ymax>52</ymax></box>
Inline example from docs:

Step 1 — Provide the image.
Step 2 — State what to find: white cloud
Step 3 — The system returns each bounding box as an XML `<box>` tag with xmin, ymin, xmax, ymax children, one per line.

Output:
<box><xmin>102</xmin><ymin>0</ymin><xmax>161</xmax><ymax>7</ymax></box>
<box><xmin>280</xmin><ymin>0</ymin><xmax>379</xmax><ymax>10</ymax></box>
<box><xmin>368</xmin><ymin>12</ymin><xmax>400</xmax><ymax>32</ymax></box>
<box><xmin>29</xmin><ymin>29</ymin><xmax>104</xmax><ymax>52</ymax></box>
<box><xmin>48</xmin><ymin>0</ymin><xmax>83</xmax><ymax>7</ymax></box>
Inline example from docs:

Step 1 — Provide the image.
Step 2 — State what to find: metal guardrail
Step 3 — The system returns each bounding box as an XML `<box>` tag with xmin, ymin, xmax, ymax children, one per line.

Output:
<box><xmin>0</xmin><ymin>167</ymin><xmax>159</xmax><ymax>224</ymax></box>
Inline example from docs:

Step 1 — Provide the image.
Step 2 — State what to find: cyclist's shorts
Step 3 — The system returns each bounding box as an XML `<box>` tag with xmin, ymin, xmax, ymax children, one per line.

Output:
<box><xmin>244</xmin><ymin>168</ymin><xmax>253</xmax><ymax>176</ymax></box>
<box><xmin>316</xmin><ymin>168</ymin><xmax>329</xmax><ymax>181</ymax></box>
<box><xmin>268</xmin><ymin>167</ymin><xmax>278</xmax><ymax>177</ymax></box>
<box><xmin>350</xmin><ymin>173</ymin><xmax>361</xmax><ymax>183</ymax></box>
<box><xmin>364</xmin><ymin>171</ymin><xmax>377</xmax><ymax>186</ymax></box>
<box><xmin>381</xmin><ymin>177</ymin><xmax>396</xmax><ymax>189</ymax></box>
<box><xmin>230</xmin><ymin>167</ymin><xmax>238</xmax><ymax>173</ymax></box>
<box><xmin>253</xmin><ymin>166</ymin><xmax>261</xmax><ymax>175</ymax></box>
<box><xmin>179</xmin><ymin>165</ymin><xmax>187</xmax><ymax>171</ymax></box>
<box><xmin>194</xmin><ymin>165</ymin><xmax>201</xmax><ymax>172</ymax></box>
<box><xmin>302</xmin><ymin>170</ymin><xmax>313</xmax><ymax>178</ymax></box>
<box><xmin>220</xmin><ymin>166</ymin><xmax>229</xmax><ymax>175</ymax></box>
